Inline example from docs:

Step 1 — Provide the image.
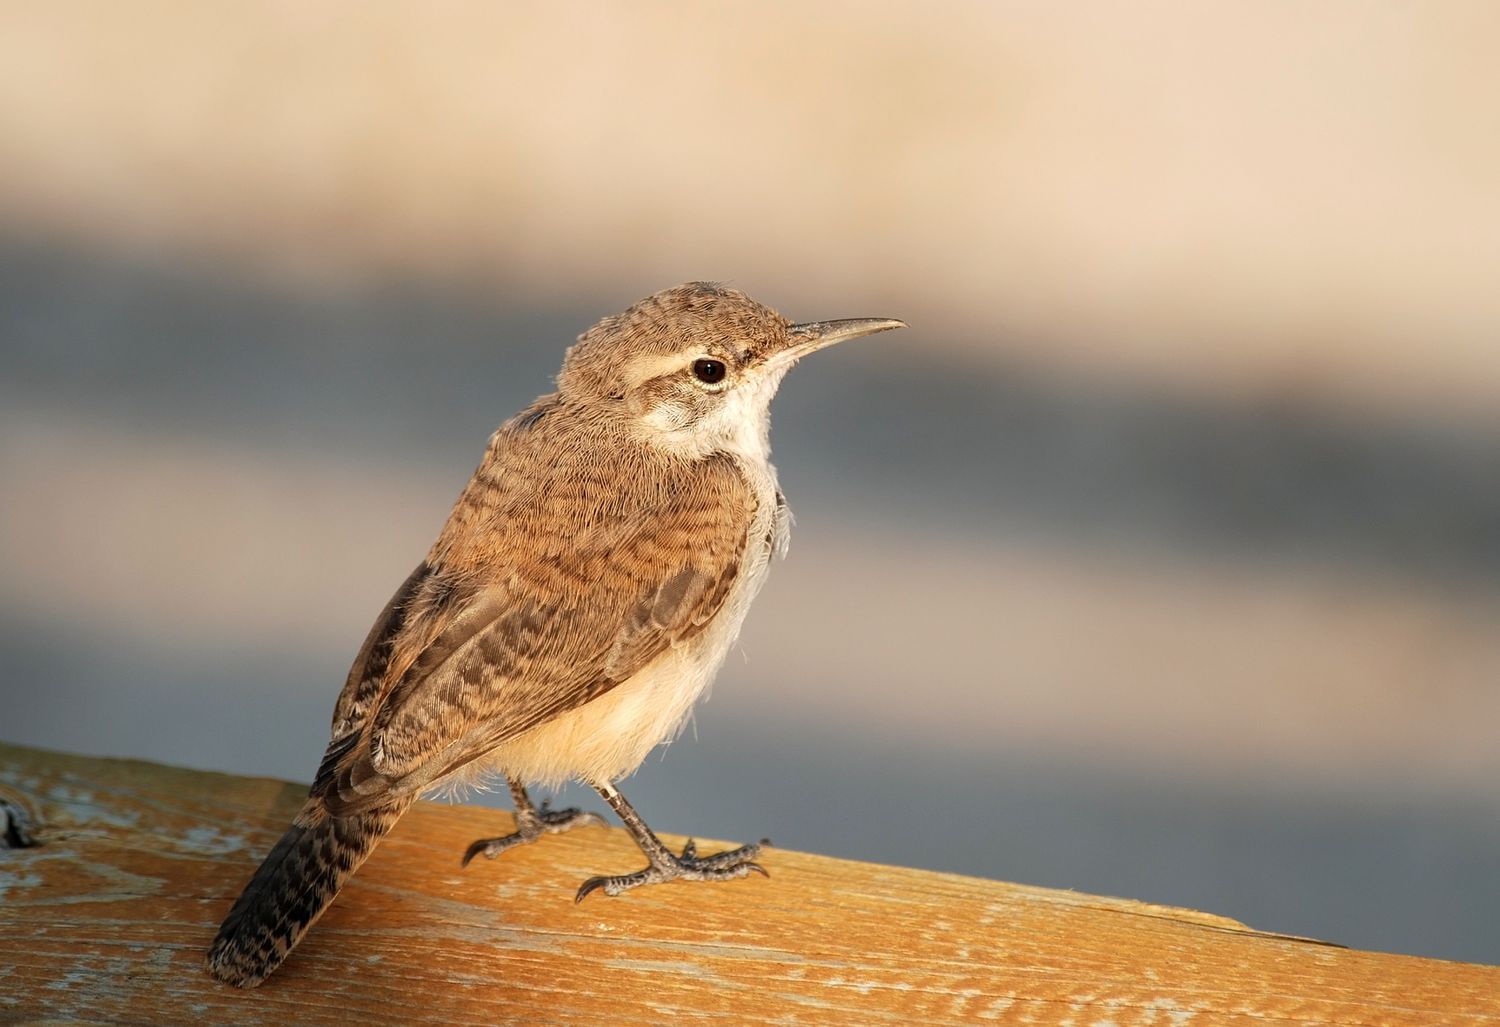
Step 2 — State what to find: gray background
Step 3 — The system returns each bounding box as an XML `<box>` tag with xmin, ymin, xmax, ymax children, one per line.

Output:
<box><xmin>3</xmin><ymin>4</ymin><xmax>1497</xmax><ymax>967</ymax></box>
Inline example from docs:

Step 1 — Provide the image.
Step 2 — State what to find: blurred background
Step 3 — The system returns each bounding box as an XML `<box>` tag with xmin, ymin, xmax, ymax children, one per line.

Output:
<box><xmin>2</xmin><ymin>2</ymin><xmax>1498</xmax><ymax>964</ymax></box>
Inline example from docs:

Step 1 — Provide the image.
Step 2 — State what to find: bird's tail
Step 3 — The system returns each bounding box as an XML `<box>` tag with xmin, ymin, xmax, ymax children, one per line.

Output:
<box><xmin>207</xmin><ymin>797</ymin><xmax>411</xmax><ymax>988</ymax></box>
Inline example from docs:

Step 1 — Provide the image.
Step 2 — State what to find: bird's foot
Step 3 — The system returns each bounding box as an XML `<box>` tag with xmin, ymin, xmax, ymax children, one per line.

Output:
<box><xmin>462</xmin><ymin>801</ymin><xmax>607</xmax><ymax>867</ymax></box>
<box><xmin>574</xmin><ymin>837</ymin><xmax>771</xmax><ymax>902</ymax></box>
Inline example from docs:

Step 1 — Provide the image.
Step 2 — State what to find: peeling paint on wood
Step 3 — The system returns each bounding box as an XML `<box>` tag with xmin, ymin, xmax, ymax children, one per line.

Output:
<box><xmin>0</xmin><ymin>741</ymin><xmax>1496</xmax><ymax>1025</ymax></box>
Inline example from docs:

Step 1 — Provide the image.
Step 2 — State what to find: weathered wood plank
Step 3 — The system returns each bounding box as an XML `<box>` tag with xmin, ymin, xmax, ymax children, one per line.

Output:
<box><xmin>0</xmin><ymin>741</ymin><xmax>1495</xmax><ymax>1025</ymax></box>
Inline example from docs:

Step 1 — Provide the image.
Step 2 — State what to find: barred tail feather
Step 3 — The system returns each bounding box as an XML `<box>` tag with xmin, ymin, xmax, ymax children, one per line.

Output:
<box><xmin>207</xmin><ymin>799</ymin><xmax>409</xmax><ymax>988</ymax></box>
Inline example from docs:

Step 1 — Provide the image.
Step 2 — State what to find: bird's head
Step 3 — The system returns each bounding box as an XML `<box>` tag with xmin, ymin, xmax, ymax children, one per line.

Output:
<box><xmin>557</xmin><ymin>282</ymin><xmax>905</xmax><ymax>461</ymax></box>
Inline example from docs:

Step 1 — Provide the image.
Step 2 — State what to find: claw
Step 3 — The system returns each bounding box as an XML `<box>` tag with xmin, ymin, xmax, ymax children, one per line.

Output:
<box><xmin>575</xmin><ymin>875</ymin><xmax>616</xmax><ymax>903</ymax></box>
<box><xmin>571</xmin><ymin>838</ymin><xmax>769</xmax><ymax>901</ymax></box>
<box><xmin>578</xmin><ymin>783</ymin><xmax>770</xmax><ymax>902</ymax></box>
<box><xmin>460</xmin><ymin>839</ymin><xmax>493</xmax><ymax>868</ymax></box>
<box><xmin>464</xmin><ymin>805</ymin><xmax>605</xmax><ymax>868</ymax></box>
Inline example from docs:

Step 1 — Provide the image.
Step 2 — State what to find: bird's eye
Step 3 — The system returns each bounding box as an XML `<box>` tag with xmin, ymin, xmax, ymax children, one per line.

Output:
<box><xmin>692</xmin><ymin>358</ymin><xmax>727</xmax><ymax>384</ymax></box>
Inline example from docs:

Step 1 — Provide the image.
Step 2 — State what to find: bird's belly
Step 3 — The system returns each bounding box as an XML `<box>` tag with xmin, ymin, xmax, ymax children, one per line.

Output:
<box><xmin>482</xmin><ymin>635</ymin><xmax>723</xmax><ymax>790</ymax></box>
<box><xmin>485</xmin><ymin>552</ymin><xmax>775</xmax><ymax>790</ymax></box>
<box><xmin>457</xmin><ymin>466</ymin><xmax>785</xmax><ymax>793</ymax></box>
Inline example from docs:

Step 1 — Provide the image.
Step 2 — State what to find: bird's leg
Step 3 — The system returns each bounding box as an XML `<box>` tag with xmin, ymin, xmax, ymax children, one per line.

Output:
<box><xmin>462</xmin><ymin>777</ymin><xmax>606</xmax><ymax>867</ymax></box>
<box><xmin>574</xmin><ymin>781</ymin><xmax>769</xmax><ymax>902</ymax></box>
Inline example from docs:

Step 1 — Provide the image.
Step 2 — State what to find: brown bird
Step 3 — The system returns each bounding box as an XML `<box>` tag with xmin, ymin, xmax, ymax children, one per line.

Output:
<box><xmin>206</xmin><ymin>282</ymin><xmax>905</xmax><ymax>987</ymax></box>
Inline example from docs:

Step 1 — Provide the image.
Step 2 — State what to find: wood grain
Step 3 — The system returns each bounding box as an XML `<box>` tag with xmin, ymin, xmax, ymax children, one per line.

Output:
<box><xmin>0</xmin><ymin>741</ymin><xmax>1495</xmax><ymax>1025</ymax></box>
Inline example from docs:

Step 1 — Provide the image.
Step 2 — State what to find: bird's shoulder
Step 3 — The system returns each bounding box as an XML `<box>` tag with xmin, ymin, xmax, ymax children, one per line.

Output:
<box><xmin>430</xmin><ymin>394</ymin><xmax>760</xmax><ymax>571</ymax></box>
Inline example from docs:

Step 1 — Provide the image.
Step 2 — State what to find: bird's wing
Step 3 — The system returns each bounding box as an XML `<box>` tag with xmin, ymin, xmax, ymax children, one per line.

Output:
<box><xmin>328</xmin><ymin>561</ymin><xmax>432</xmax><ymax>739</ymax></box>
<box><xmin>315</xmin><ymin>450</ymin><xmax>755</xmax><ymax>814</ymax></box>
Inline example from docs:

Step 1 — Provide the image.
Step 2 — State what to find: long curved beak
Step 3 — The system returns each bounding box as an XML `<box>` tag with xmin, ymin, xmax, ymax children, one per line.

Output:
<box><xmin>778</xmin><ymin>317</ymin><xmax>908</xmax><ymax>364</ymax></box>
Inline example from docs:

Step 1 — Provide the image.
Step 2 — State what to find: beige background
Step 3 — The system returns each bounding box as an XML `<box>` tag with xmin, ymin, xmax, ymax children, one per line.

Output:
<box><xmin>2</xmin><ymin>2</ymin><xmax>1497</xmax><ymax>964</ymax></box>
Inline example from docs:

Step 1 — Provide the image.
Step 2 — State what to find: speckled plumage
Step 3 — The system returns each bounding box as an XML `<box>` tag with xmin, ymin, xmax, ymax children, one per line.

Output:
<box><xmin>207</xmin><ymin>283</ymin><xmax>904</xmax><ymax>988</ymax></box>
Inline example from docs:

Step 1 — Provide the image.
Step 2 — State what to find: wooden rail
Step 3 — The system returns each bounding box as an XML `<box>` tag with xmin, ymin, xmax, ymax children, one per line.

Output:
<box><xmin>0</xmin><ymin>741</ymin><xmax>1495</xmax><ymax>1025</ymax></box>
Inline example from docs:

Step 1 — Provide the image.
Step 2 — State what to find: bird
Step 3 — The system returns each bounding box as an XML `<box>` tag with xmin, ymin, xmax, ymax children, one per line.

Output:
<box><xmin>206</xmin><ymin>282</ymin><xmax>906</xmax><ymax>988</ymax></box>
